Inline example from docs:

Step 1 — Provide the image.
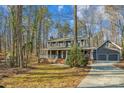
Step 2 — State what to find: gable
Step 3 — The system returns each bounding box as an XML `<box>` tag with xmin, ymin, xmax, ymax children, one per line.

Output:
<box><xmin>97</xmin><ymin>40</ymin><xmax>122</xmax><ymax>51</ymax></box>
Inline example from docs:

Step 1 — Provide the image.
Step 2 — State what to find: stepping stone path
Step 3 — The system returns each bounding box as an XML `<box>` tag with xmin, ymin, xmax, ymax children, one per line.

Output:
<box><xmin>77</xmin><ymin>62</ymin><xmax>124</xmax><ymax>88</ymax></box>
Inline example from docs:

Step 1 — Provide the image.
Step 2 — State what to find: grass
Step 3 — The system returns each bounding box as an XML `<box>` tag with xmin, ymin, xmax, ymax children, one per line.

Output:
<box><xmin>0</xmin><ymin>63</ymin><xmax>90</xmax><ymax>88</ymax></box>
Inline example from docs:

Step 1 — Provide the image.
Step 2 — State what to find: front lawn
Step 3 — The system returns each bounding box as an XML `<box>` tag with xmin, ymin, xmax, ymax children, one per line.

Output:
<box><xmin>0</xmin><ymin>63</ymin><xmax>90</xmax><ymax>88</ymax></box>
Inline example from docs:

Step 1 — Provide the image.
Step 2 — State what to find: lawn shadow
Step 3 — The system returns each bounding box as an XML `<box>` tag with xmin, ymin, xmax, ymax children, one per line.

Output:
<box><xmin>28</xmin><ymin>66</ymin><xmax>69</xmax><ymax>70</ymax></box>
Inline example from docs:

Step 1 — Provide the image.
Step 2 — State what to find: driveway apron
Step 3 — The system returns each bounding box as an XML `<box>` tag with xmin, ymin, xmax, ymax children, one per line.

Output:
<box><xmin>77</xmin><ymin>62</ymin><xmax>124</xmax><ymax>88</ymax></box>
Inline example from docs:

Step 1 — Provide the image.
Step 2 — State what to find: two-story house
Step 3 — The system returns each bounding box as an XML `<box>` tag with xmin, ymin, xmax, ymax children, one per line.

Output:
<box><xmin>41</xmin><ymin>36</ymin><xmax>96</xmax><ymax>61</ymax></box>
<box><xmin>41</xmin><ymin>36</ymin><xmax>122</xmax><ymax>63</ymax></box>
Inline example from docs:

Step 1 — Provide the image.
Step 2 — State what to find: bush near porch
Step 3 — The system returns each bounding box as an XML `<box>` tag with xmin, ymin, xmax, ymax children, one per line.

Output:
<box><xmin>66</xmin><ymin>45</ymin><xmax>87</xmax><ymax>67</ymax></box>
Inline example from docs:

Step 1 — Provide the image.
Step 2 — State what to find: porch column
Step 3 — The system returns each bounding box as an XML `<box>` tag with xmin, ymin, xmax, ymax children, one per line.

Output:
<box><xmin>64</xmin><ymin>42</ymin><xmax>66</xmax><ymax>47</ymax></box>
<box><xmin>65</xmin><ymin>50</ymin><xmax>68</xmax><ymax>59</ymax></box>
<box><xmin>56</xmin><ymin>50</ymin><xmax>58</xmax><ymax>58</ymax></box>
<box><xmin>90</xmin><ymin>50</ymin><xmax>93</xmax><ymax>60</ymax></box>
<box><xmin>61</xmin><ymin>51</ymin><xmax>64</xmax><ymax>58</ymax></box>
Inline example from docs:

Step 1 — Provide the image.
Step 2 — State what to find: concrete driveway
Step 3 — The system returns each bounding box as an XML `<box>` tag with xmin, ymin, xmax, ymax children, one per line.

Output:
<box><xmin>77</xmin><ymin>62</ymin><xmax>124</xmax><ymax>88</ymax></box>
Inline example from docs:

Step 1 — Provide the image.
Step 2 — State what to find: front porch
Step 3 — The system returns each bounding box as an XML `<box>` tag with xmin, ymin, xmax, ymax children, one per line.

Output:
<box><xmin>40</xmin><ymin>48</ymin><xmax>95</xmax><ymax>64</ymax></box>
<box><xmin>48</xmin><ymin>50</ymin><xmax>67</xmax><ymax>59</ymax></box>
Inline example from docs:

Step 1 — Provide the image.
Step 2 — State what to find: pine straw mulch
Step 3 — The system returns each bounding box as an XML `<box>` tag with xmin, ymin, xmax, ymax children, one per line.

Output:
<box><xmin>0</xmin><ymin>64</ymin><xmax>30</xmax><ymax>80</ymax></box>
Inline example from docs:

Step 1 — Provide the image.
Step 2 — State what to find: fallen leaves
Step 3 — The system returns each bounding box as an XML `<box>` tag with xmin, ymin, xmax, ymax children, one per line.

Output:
<box><xmin>0</xmin><ymin>64</ymin><xmax>90</xmax><ymax>88</ymax></box>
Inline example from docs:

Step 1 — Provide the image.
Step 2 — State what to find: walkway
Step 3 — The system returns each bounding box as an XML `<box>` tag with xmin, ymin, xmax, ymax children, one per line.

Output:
<box><xmin>77</xmin><ymin>62</ymin><xmax>124</xmax><ymax>88</ymax></box>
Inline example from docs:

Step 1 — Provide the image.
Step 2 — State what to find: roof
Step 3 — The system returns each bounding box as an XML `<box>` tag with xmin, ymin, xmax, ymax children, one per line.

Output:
<box><xmin>97</xmin><ymin>40</ymin><xmax>122</xmax><ymax>50</ymax></box>
<box><xmin>48</xmin><ymin>36</ymin><xmax>87</xmax><ymax>42</ymax></box>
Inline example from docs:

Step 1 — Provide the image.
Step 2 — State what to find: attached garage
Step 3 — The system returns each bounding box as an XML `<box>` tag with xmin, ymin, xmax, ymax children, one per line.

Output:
<box><xmin>95</xmin><ymin>48</ymin><xmax>120</xmax><ymax>61</ymax></box>
<box><xmin>93</xmin><ymin>40</ymin><xmax>122</xmax><ymax>62</ymax></box>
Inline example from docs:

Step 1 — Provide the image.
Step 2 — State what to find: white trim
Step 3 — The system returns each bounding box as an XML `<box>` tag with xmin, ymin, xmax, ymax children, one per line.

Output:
<box><xmin>110</xmin><ymin>42</ymin><xmax>122</xmax><ymax>50</ymax></box>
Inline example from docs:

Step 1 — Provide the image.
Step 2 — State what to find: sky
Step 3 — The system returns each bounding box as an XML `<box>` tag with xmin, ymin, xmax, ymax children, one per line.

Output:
<box><xmin>48</xmin><ymin>5</ymin><xmax>74</xmax><ymax>26</ymax></box>
<box><xmin>0</xmin><ymin>6</ymin><xmax>8</xmax><ymax>16</ymax></box>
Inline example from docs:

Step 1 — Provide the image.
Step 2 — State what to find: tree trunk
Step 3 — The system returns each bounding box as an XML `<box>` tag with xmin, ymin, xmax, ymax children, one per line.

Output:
<box><xmin>15</xmin><ymin>5</ymin><xmax>23</xmax><ymax>68</ymax></box>
<box><xmin>74</xmin><ymin>5</ymin><xmax>78</xmax><ymax>46</ymax></box>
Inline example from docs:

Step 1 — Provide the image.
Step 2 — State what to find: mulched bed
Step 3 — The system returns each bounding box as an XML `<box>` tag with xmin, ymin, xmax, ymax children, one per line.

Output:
<box><xmin>0</xmin><ymin>64</ymin><xmax>30</xmax><ymax>80</ymax></box>
<box><xmin>114</xmin><ymin>60</ymin><xmax>124</xmax><ymax>69</ymax></box>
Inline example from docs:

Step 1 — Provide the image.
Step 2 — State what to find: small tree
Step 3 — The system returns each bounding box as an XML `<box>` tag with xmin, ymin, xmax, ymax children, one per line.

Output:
<box><xmin>65</xmin><ymin>45</ymin><xmax>87</xmax><ymax>67</ymax></box>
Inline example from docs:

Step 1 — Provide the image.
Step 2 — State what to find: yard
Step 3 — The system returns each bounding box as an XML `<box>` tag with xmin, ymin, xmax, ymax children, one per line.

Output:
<box><xmin>0</xmin><ymin>62</ymin><xmax>90</xmax><ymax>88</ymax></box>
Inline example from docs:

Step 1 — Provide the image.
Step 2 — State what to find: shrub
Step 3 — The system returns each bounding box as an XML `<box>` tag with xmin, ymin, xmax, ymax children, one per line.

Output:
<box><xmin>65</xmin><ymin>45</ymin><xmax>87</xmax><ymax>67</ymax></box>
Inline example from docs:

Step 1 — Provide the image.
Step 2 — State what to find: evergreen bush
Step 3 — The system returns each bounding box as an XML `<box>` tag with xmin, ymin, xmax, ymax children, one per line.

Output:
<box><xmin>65</xmin><ymin>45</ymin><xmax>87</xmax><ymax>67</ymax></box>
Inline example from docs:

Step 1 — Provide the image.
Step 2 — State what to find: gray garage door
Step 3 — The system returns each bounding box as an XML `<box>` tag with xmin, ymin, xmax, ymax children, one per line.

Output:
<box><xmin>97</xmin><ymin>54</ymin><xmax>119</xmax><ymax>61</ymax></box>
<box><xmin>98</xmin><ymin>54</ymin><xmax>107</xmax><ymax>60</ymax></box>
<box><xmin>108</xmin><ymin>54</ymin><xmax>118</xmax><ymax>61</ymax></box>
